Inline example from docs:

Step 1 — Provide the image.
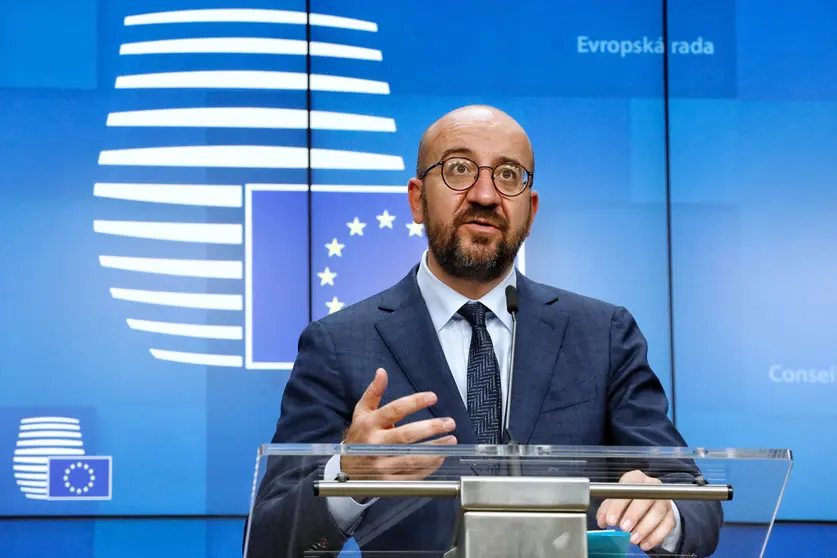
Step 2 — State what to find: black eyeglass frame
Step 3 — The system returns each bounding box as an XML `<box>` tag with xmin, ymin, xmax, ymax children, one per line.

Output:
<box><xmin>418</xmin><ymin>156</ymin><xmax>534</xmax><ymax>198</ymax></box>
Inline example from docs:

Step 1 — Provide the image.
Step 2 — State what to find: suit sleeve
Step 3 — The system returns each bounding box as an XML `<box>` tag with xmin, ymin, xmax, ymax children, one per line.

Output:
<box><xmin>245</xmin><ymin>320</ymin><xmax>354</xmax><ymax>558</ymax></box>
<box><xmin>606</xmin><ymin>306</ymin><xmax>724</xmax><ymax>558</ymax></box>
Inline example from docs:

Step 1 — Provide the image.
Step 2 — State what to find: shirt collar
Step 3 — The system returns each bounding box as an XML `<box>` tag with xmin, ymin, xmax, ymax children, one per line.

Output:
<box><xmin>416</xmin><ymin>249</ymin><xmax>517</xmax><ymax>333</ymax></box>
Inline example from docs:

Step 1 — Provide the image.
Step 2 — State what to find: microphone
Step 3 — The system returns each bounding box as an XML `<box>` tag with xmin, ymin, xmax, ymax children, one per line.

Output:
<box><xmin>503</xmin><ymin>285</ymin><xmax>522</xmax><ymax>477</ymax></box>
<box><xmin>503</xmin><ymin>285</ymin><xmax>519</xmax><ymax>444</ymax></box>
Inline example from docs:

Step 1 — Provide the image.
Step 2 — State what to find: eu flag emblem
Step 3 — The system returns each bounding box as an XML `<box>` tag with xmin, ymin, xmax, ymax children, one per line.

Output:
<box><xmin>47</xmin><ymin>456</ymin><xmax>112</xmax><ymax>500</ymax></box>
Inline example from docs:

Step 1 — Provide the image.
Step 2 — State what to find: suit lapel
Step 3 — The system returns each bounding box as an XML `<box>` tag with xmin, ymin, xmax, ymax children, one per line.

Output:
<box><xmin>508</xmin><ymin>273</ymin><xmax>568</xmax><ymax>444</ymax></box>
<box><xmin>374</xmin><ymin>267</ymin><xmax>478</xmax><ymax>445</ymax></box>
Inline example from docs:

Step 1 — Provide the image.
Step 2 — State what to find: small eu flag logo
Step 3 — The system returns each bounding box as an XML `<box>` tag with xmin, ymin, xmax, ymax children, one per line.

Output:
<box><xmin>46</xmin><ymin>456</ymin><xmax>112</xmax><ymax>500</ymax></box>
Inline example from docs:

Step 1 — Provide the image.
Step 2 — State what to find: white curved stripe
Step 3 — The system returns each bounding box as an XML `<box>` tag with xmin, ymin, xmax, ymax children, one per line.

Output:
<box><xmin>120</xmin><ymin>38</ymin><xmax>381</xmax><ymax>60</ymax></box>
<box><xmin>150</xmin><ymin>348</ymin><xmax>243</xmax><ymax>367</ymax></box>
<box><xmin>100</xmin><ymin>145</ymin><xmax>307</xmax><ymax>169</ymax></box>
<box><xmin>312</xmin><ymin>149</ymin><xmax>404</xmax><ymax>170</ymax></box>
<box><xmin>123</xmin><ymin>9</ymin><xmax>376</xmax><ymax>31</ymax></box>
<box><xmin>107</xmin><ymin>107</ymin><xmax>308</xmax><ymax>129</ymax></box>
<box><xmin>311</xmin><ymin>111</ymin><xmax>395</xmax><ymax>131</ymax></box>
<box><xmin>111</xmin><ymin>288</ymin><xmax>243</xmax><ymax>310</ymax></box>
<box><xmin>94</xmin><ymin>220</ymin><xmax>242</xmax><ymax>244</ymax></box>
<box><xmin>115</xmin><ymin>71</ymin><xmax>389</xmax><ymax>94</ymax></box>
<box><xmin>246</xmin><ymin>184</ymin><xmax>308</xmax><ymax>192</ymax></box>
<box><xmin>17</xmin><ymin>480</ymin><xmax>48</xmax><ymax>487</ymax></box>
<box><xmin>116</xmin><ymin>70</ymin><xmax>306</xmax><ymax>90</ymax></box>
<box><xmin>21</xmin><ymin>417</ymin><xmax>79</xmax><ymax>425</ymax></box>
<box><xmin>25</xmin><ymin>494</ymin><xmax>48</xmax><ymax>500</ymax></box>
<box><xmin>17</xmin><ymin>439</ymin><xmax>83</xmax><ymax>447</ymax></box>
<box><xmin>100</xmin><ymin>256</ymin><xmax>242</xmax><ymax>279</ymax></box>
<box><xmin>107</xmin><ymin>108</ymin><xmax>395</xmax><ymax>132</ymax></box>
<box><xmin>14</xmin><ymin>465</ymin><xmax>48</xmax><ymax>472</ymax></box>
<box><xmin>310</xmin><ymin>74</ymin><xmax>389</xmax><ymax>94</ymax></box>
<box><xmin>517</xmin><ymin>242</ymin><xmax>527</xmax><ymax>275</ymax></box>
<box><xmin>20</xmin><ymin>487</ymin><xmax>47</xmax><ymax>494</ymax></box>
<box><xmin>310</xmin><ymin>185</ymin><xmax>407</xmax><ymax>193</ymax></box>
<box><xmin>14</xmin><ymin>448</ymin><xmax>85</xmax><ymax>456</ymax></box>
<box><xmin>20</xmin><ymin>423</ymin><xmax>80</xmax><ymax>431</ymax></box>
<box><xmin>126</xmin><ymin>8</ymin><xmax>306</xmax><ymax>26</ymax></box>
<box><xmin>19</xmin><ymin>431</ymin><xmax>82</xmax><ymax>438</ymax></box>
<box><xmin>13</xmin><ymin>457</ymin><xmax>49</xmax><ymax>464</ymax></box>
<box><xmin>310</xmin><ymin>42</ymin><xmax>382</xmax><ymax>61</ymax></box>
<box><xmin>121</xmin><ymin>37</ymin><xmax>306</xmax><ymax>56</ymax></box>
<box><xmin>14</xmin><ymin>473</ymin><xmax>46</xmax><ymax>480</ymax></box>
<box><xmin>247</xmin><ymin>361</ymin><xmax>294</xmax><ymax>370</ymax></box>
<box><xmin>100</xmin><ymin>146</ymin><xmax>401</xmax><ymax>170</ymax></box>
<box><xmin>310</xmin><ymin>13</ymin><xmax>377</xmax><ymax>32</ymax></box>
<box><xmin>94</xmin><ymin>183</ymin><xmax>242</xmax><ymax>207</ymax></box>
<box><xmin>127</xmin><ymin>319</ymin><xmax>243</xmax><ymax>340</ymax></box>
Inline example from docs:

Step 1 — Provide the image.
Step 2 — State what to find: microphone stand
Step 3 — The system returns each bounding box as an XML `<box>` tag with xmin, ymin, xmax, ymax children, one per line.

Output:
<box><xmin>503</xmin><ymin>286</ymin><xmax>522</xmax><ymax>477</ymax></box>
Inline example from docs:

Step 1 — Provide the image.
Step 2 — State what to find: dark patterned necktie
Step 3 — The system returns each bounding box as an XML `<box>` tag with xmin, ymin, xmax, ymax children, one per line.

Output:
<box><xmin>458</xmin><ymin>302</ymin><xmax>502</xmax><ymax>445</ymax></box>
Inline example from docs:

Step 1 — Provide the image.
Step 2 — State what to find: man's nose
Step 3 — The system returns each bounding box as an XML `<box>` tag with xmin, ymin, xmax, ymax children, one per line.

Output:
<box><xmin>466</xmin><ymin>168</ymin><xmax>501</xmax><ymax>206</ymax></box>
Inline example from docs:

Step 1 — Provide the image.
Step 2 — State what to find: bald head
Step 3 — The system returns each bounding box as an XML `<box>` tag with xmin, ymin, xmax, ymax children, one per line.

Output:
<box><xmin>415</xmin><ymin>105</ymin><xmax>534</xmax><ymax>177</ymax></box>
<box><xmin>407</xmin><ymin>105</ymin><xmax>539</xmax><ymax>289</ymax></box>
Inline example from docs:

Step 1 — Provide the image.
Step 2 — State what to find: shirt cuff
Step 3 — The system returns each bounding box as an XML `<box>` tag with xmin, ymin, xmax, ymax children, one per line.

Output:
<box><xmin>660</xmin><ymin>500</ymin><xmax>683</xmax><ymax>553</ymax></box>
<box><xmin>323</xmin><ymin>454</ymin><xmax>378</xmax><ymax>534</ymax></box>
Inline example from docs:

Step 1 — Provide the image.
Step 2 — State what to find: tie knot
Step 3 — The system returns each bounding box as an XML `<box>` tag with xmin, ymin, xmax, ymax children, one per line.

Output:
<box><xmin>458</xmin><ymin>302</ymin><xmax>488</xmax><ymax>328</ymax></box>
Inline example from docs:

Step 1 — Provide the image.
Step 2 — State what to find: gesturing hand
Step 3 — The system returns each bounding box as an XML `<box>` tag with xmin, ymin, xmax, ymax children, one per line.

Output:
<box><xmin>596</xmin><ymin>470</ymin><xmax>677</xmax><ymax>552</ymax></box>
<box><xmin>340</xmin><ymin>368</ymin><xmax>458</xmax><ymax>481</ymax></box>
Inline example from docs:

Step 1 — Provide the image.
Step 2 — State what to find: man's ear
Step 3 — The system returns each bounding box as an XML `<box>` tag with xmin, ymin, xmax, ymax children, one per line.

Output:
<box><xmin>407</xmin><ymin>177</ymin><xmax>425</xmax><ymax>224</ymax></box>
<box><xmin>525</xmin><ymin>189</ymin><xmax>539</xmax><ymax>237</ymax></box>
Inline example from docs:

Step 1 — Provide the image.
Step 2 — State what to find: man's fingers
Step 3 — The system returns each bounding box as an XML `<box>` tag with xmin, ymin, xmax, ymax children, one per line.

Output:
<box><xmin>596</xmin><ymin>500</ymin><xmax>611</xmax><ymax>529</ymax></box>
<box><xmin>609</xmin><ymin>471</ymin><xmax>662</xmax><ymax>532</ymax></box>
<box><xmin>603</xmin><ymin>498</ymin><xmax>630</xmax><ymax>528</ymax></box>
<box><xmin>373</xmin><ymin>453</ymin><xmax>446</xmax><ymax>480</ymax></box>
<box><xmin>421</xmin><ymin>435</ymin><xmax>458</xmax><ymax>445</ymax></box>
<box><xmin>374</xmin><ymin>391</ymin><xmax>438</xmax><ymax>427</ymax></box>
<box><xmin>638</xmin><ymin>504</ymin><xmax>676</xmax><ymax>552</ymax></box>
<box><xmin>619</xmin><ymin>469</ymin><xmax>648</xmax><ymax>484</ymax></box>
<box><xmin>619</xmin><ymin>498</ymin><xmax>655</xmax><ymax>534</ymax></box>
<box><xmin>355</xmin><ymin>368</ymin><xmax>388</xmax><ymax>415</ymax></box>
<box><xmin>379</xmin><ymin>417</ymin><xmax>456</xmax><ymax>444</ymax></box>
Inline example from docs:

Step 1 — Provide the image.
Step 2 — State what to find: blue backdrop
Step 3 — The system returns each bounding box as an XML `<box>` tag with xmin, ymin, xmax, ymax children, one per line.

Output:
<box><xmin>0</xmin><ymin>0</ymin><xmax>835</xmax><ymax>553</ymax></box>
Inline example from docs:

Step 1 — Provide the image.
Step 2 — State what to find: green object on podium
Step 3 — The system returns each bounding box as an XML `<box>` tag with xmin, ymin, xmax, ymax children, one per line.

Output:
<box><xmin>587</xmin><ymin>530</ymin><xmax>631</xmax><ymax>557</ymax></box>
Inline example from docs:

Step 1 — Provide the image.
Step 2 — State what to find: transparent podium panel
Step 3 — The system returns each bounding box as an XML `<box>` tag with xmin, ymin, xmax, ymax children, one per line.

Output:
<box><xmin>243</xmin><ymin>444</ymin><xmax>791</xmax><ymax>558</ymax></box>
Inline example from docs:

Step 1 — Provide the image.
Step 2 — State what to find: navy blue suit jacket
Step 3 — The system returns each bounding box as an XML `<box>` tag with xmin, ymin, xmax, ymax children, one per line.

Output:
<box><xmin>246</xmin><ymin>266</ymin><xmax>722</xmax><ymax>558</ymax></box>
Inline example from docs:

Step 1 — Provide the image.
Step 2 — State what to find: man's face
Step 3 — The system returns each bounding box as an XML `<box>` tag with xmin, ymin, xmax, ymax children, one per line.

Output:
<box><xmin>411</xmin><ymin>112</ymin><xmax>538</xmax><ymax>282</ymax></box>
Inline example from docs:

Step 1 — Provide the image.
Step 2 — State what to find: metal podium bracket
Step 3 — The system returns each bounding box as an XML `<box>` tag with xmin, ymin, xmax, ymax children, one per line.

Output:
<box><xmin>314</xmin><ymin>476</ymin><xmax>733</xmax><ymax>558</ymax></box>
<box><xmin>444</xmin><ymin>477</ymin><xmax>591</xmax><ymax>558</ymax></box>
<box><xmin>443</xmin><ymin>510</ymin><xmax>588</xmax><ymax>558</ymax></box>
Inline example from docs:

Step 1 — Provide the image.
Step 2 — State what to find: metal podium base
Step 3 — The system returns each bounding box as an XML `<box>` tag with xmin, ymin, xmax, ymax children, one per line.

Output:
<box><xmin>443</xmin><ymin>510</ymin><xmax>588</xmax><ymax>558</ymax></box>
<box><xmin>443</xmin><ymin>476</ymin><xmax>591</xmax><ymax>558</ymax></box>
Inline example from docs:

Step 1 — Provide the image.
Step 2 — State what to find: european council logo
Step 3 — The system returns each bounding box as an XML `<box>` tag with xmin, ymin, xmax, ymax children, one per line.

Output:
<box><xmin>13</xmin><ymin>416</ymin><xmax>112</xmax><ymax>501</ymax></box>
<box><xmin>91</xmin><ymin>7</ymin><xmax>437</xmax><ymax>371</ymax></box>
<box><xmin>46</xmin><ymin>457</ymin><xmax>112</xmax><ymax>500</ymax></box>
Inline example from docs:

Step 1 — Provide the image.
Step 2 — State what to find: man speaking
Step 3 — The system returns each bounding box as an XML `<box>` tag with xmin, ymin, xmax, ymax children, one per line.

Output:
<box><xmin>246</xmin><ymin>105</ymin><xmax>722</xmax><ymax>557</ymax></box>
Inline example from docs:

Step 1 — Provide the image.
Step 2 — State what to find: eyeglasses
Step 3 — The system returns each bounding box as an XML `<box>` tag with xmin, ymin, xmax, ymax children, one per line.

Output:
<box><xmin>419</xmin><ymin>157</ymin><xmax>533</xmax><ymax>198</ymax></box>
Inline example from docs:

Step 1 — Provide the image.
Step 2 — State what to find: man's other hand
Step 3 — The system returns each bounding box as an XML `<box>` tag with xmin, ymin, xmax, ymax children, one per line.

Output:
<box><xmin>596</xmin><ymin>470</ymin><xmax>676</xmax><ymax>552</ymax></box>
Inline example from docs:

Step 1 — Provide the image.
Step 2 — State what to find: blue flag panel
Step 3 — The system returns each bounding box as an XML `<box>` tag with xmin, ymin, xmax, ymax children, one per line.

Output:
<box><xmin>311</xmin><ymin>190</ymin><xmax>427</xmax><ymax>320</ymax></box>
<box><xmin>247</xmin><ymin>188</ymin><xmax>309</xmax><ymax>367</ymax></box>
<box><xmin>48</xmin><ymin>457</ymin><xmax>112</xmax><ymax>500</ymax></box>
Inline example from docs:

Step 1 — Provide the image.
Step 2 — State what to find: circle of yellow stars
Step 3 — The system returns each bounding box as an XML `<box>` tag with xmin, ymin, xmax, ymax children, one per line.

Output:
<box><xmin>319</xmin><ymin>210</ymin><xmax>424</xmax><ymax>314</ymax></box>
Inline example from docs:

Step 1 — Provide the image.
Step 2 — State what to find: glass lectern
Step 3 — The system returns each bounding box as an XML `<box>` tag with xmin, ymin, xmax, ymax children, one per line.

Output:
<box><xmin>243</xmin><ymin>444</ymin><xmax>791</xmax><ymax>558</ymax></box>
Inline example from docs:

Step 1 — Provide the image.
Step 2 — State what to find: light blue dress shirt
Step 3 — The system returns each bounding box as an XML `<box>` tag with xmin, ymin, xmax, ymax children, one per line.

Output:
<box><xmin>322</xmin><ymin>250</ymin><xmax>681</xmax><ymax>552</ymax></box>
